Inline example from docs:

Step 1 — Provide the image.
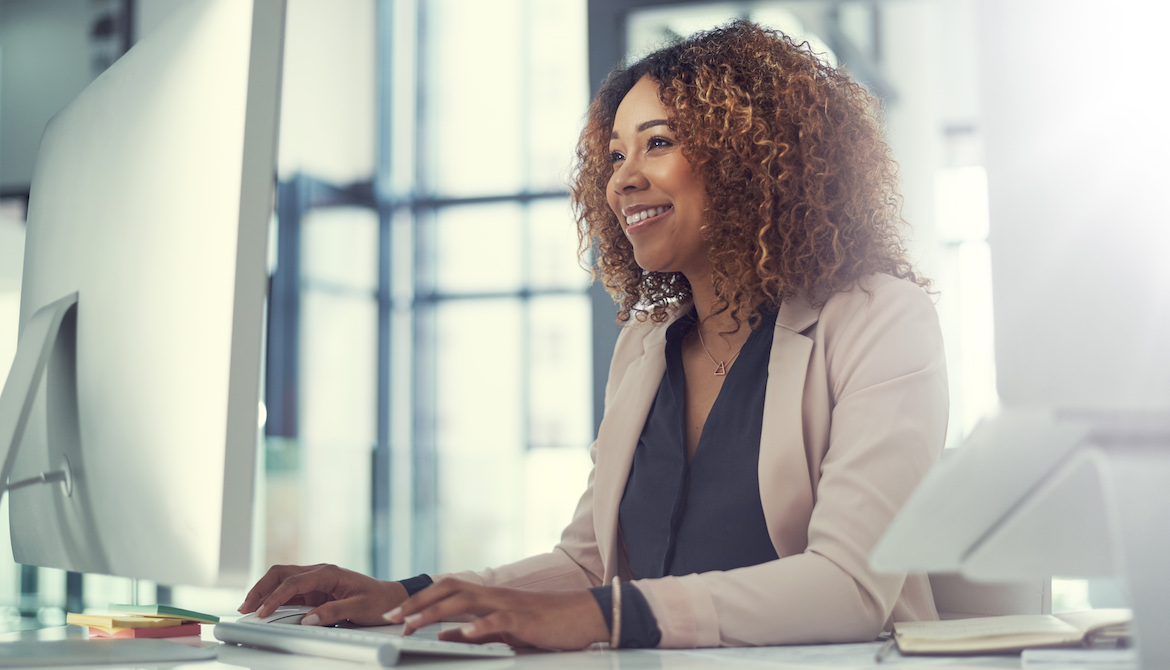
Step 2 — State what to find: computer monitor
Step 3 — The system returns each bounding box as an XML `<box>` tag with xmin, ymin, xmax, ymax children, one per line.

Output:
<box><xmin>0</xmin><ymin>0</ymin><xmax>285</xmax><ymax>589</ymax></box>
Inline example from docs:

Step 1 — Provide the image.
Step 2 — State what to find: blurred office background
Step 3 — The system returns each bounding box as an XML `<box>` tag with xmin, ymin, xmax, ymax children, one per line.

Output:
<box><xmin>0</xmin><ymin>0</ymin><xmax>1085</xmax><ymax>621</ymax></box>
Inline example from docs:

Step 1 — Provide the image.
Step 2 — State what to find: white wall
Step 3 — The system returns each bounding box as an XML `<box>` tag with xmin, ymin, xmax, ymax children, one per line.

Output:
<box><xmin>0</xmin><ymin>0</ymin><xmax>93</xmax><ymax>190</ymax></box>
<box><xmin>133</xmin><ymin>0</ymin><xmax>193</xmax><ymax>36</ymax></box>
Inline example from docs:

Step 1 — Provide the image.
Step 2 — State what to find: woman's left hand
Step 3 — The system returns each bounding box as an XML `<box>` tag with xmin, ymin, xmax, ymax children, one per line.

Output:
<box><xmin>384</xmin><ymin>578</ymin><xmax>609</xmax><ymax>650</ymax></box>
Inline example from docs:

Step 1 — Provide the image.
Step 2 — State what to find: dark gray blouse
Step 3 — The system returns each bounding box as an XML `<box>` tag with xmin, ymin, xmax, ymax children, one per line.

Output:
<box><xmin>591</xmin><ymin>308</ymin><xmax>780</xmax><ymax>647</ymax></box>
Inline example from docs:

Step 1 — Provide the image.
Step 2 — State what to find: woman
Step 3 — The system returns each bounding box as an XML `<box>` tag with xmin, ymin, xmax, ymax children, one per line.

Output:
<box><xmin>240</xmin><ymin>21</ymin><xmax>948</xmax><ymax>650</ymax></box>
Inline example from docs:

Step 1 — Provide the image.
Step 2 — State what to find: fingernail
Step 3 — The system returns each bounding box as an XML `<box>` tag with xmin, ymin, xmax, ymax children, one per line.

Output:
<box><xmin>461</xmin><ymin>623</ymin><xmax>477</xmax><ymax>636</ymax></box>
<box><xmin>301</xmin><ymin>614</ymin><xmax>320</xmax><ymax>626</ymax></box>
<box><xmin>383</xmin><ymin>607</ymin><xmax>401</xmax><ymax>622</ymax></box>
<box><xmin>405</xmin><ymin>614</ymin><xmax>422</xmax><ymax>625</ymax></box>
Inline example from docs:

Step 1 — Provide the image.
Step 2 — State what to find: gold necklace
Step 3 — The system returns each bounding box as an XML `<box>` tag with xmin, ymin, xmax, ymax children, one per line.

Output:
<box><xmin>695</xmin><ymin>326</ymin><xmax>744</xmax><ymax>376</ymax></box>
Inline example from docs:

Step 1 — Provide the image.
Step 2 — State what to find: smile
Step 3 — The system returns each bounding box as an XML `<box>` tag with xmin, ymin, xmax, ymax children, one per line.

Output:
<box><xmin>625</xmin><ymin>205</ymin><xmax>672</xmax><ymax>226</ymax></box>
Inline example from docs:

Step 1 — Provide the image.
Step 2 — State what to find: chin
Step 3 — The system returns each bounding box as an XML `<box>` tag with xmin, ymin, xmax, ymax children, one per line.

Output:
<box><xmin>631</xmin><ymin>254</ymin><xmax>659</xmax><ymax>273</ymax></box>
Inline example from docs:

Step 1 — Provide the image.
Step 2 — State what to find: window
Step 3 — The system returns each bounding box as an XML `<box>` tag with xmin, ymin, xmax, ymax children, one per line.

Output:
<box><xmin>387</xmin><ymin>0</ymin><xmax>594</xmax><ymax>576</ymax></box>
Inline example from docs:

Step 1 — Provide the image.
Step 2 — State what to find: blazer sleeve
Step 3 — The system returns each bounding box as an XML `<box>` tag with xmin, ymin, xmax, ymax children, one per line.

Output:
<box><xmin>632</xmin><ymin>277</ymin><xmax>949</xmax><ymax>647</ymax></box>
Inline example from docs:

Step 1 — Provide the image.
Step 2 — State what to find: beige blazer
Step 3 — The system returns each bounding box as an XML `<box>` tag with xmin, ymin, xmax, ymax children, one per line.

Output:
<box><xmin>447</xmin><ymin>274</ymin><xmax>949</xmax><ymax>648</ymax></box>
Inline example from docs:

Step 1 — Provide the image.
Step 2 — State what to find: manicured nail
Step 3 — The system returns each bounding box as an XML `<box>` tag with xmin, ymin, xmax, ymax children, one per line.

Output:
<box><xmin>405</xmin><ymin>613</ymin><xmax>422</xmax><ymax>625</ymax></box>
<box><xmin>461</xmin><ymin>622</ymin><xmax>477</xmax><ymax>636</ymax></box>
<box><xmin>301</xmin><ymin>614</ymin><xmax>320</xmax><ymax>626</ymax></box>
<box><xmin>383</xmin><ymin>607</ymin><xmax>401</xmax><ymax>622</ymax></box>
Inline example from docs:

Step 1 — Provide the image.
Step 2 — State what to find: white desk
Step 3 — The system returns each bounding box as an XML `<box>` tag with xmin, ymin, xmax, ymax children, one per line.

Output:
<box><xmin>0</xmin><ymin>623</ymin><xmax>1075</xmax><ymax>669</ymax></box>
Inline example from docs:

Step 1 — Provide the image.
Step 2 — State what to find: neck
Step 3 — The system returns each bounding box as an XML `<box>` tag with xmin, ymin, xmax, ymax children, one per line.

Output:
<box><xmin>686</xmin><ymin>270</ymin><xmax>743</xmax><ymax>339</ymax></box>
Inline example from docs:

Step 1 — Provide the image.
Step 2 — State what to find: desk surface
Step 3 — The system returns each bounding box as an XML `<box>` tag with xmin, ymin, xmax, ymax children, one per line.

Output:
<box><xmin>0</xmin><ymin>623</ymin><xmax>1065</xmax><ymax>669</ymax></box>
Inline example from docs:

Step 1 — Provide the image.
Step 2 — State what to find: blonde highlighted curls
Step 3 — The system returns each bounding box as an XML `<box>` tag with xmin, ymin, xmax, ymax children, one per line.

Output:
<box><xmin>572</xmin><ymin>21</ymin><xmax>928</xmax><ymax>325</ymax></box>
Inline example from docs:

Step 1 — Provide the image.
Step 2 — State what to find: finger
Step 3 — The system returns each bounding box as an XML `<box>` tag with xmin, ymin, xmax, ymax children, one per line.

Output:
<box><xmin>436</xmin><ymin>626</ymin><xmax>509</xmax><ymax>645</ymax></box>
<box><xmin>279</xmin><ymin>594</ymin><xmax>326</xmax><ymax>608</ymax></box>
<box><xmin>404</xmin><ymin>586</ymin><xmax>510</xmax><ymax>636</ymax></box>
<box><xmin>301</xmin><ymin>598</ymin><xmax>361</xmax><ymax>627</ymax></box>
<box><xmin>240</xmin><ymin>566</ymin><xmax>287</xmax><ymax>612</ymax></box>
<box><xmin>449</xmin><ymin>612</ymin><xmax>519</xmax><ymax>644</ymax></box>
<box><xmin>259</xmin><ymin>567</ymin><xmax>339</xmax><ymax>618</ymax></box>
<box><xmin>402</xmin><ymin>591</ymin><xmax>485</xmax><ymax>635</ymax></box>
<box><xmin>241</xmin><ymin>565</ymin><xmax>307</xmax><ymax>613</ymax></box>
<box><xmin>386</xmin><ymin>578</ymin><xmax>469</xmax><ymax>623</ymax></box>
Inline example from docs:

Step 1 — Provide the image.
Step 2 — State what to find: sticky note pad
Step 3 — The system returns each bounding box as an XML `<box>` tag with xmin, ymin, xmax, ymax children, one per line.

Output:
<box><xmin>108</xmin><ymin>603</ymin><xmax>219</xmax><ymax>624</ymax></box>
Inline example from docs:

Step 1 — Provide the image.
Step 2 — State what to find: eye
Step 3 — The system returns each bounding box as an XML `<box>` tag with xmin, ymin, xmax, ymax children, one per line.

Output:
<box><xmin>648</xmin><ymin>136</ymin><xmax>673</xmax><ymax>150</ymax></box>
<box><xmin>609</xmin><ymin>150</ymin><xmax>626</xmax><ymax>164</ymax></box>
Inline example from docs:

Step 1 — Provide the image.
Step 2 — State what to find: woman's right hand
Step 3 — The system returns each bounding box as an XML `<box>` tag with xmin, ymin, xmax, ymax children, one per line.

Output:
<box><xmin>239</xmin><ymin>563</ymin><xmax>408</xmax><ymax>626</ymax></box>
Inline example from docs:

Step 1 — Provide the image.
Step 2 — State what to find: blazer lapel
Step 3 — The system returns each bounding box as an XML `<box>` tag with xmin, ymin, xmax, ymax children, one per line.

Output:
<box><xmin>759</xmin><ymin>296</ymin><xmax>820</xmax><ymax>557</ymax></box>
<box><xmin>592</xmin><ymin>309</ymin><xmax>688</xmax><ymax>580</ymax></box>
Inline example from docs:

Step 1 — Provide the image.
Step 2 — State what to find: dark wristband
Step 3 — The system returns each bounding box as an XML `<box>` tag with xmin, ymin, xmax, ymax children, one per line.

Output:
<box><xmin>588</xmin><ymin>582</ymin><xmax>662</xmax><ymax>648</ymax></box>
<box><xmin>397</xmin><ymin>574</ymin><xmax>434</xmax><ymax>596</ymax></box>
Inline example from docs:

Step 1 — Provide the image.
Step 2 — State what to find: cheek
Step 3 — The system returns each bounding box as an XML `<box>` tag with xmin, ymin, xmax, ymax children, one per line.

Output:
<box><xmin>605</xmin><ymin>184</ymin><xmax>621</xmax><ymax>219</ymax></box>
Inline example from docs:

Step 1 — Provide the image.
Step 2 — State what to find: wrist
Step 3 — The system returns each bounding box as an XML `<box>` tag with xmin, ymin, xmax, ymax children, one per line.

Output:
<box><xmin>581</xmin><ymin>590</ymin><xmax>611</xmax><ymax>644</ymax></box>
<box><xmin>386</xmin><ymin>580</ymin><xmax>408</xmax><ymax>607</ymax></box>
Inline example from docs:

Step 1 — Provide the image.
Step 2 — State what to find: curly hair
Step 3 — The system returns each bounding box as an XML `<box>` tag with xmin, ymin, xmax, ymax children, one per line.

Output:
<box><xmin>572</xmin><ymin>20</ymin><xmax>928</xmax><ymax>325</ymax></box>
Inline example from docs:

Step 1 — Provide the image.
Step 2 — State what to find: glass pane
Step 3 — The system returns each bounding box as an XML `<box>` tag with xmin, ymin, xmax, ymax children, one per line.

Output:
<box><xmin>296</xmin><ymin>438</ymin><xmax>373</xmax><ymax>572</ymax></box>
<box><xmin>386</xmin><ymin>1</ymin><xmax>419</xmax><ymax>199</ymax></box>
<box><xmin>749</xmin><ymin>4</ymin><xmax>836</xmax><ymax>65</ymax></box>
<box><xmin>0</xmin><ymin>291</ymin><xmax>18</xmax><ymax>387</ymax></box>
<box><xmin>627</xmin><ymin>3</ymin><xmax>835</xmax><ymax>66</ymax></box>
<box><xmin>528</xmin><ymin>199</ymin><xmax>589</xmax><ymax>291</ymax></box>
<box><xmin>28</xmin><ymin>570</ymin><xmax>65</xmax><ymax>621</ymax></box>
<box><xmin>0</xmin><ymin>211</ymin><xmax>24</xmax><ymax>291</ymax></box>
<box><xmin>388</xmin><ymin>311</ymin><xmax>415</xmax><ymax>579</ymax></box>
<box><xmin>955</xmin><ymin>241</ymin><xmax>997</xmax><ymax>435</ymax></box>
<box><xmin>433</xmin><ymin>300</ymin><xmax>524</xmax><ymax>455</ymax></box>
<box><xmin>529</xmin><ymin>295</ymin><xmax>591</xmax><ymax>449</ymax></box>
<box><xmin>300</xmin><ymin>293</ymin><xmax>377</xmax><ymax>447</ymax></box>
<box><xmin>293</xmin><ymin>292</ymin><xmax>377</xmax><ymax>573</ymax></box>
<box><xmin>0</xmin><ymin>291</ymin><xmax>19</xmax><ymax>616</ymax></box>
<box><xmin>934</xmin><ymin>237</ymin><xmax>997</xmax><ymax>451</ymax></box>
<box><xmin>527</xmin><ymin>0</ymin><xmax>589</xmax><ymax>191</ymax></box>
<box><xmin>278</xmin><ymin>0</ymin><xmax>376</xmax><ymax>182</ymax></box>
<box><xmin>935</xmin><ymin>166</ymin><xmax>990</xmax><ymax>242</ymax></box>
<box><xmin>427</xmin><ymin>0</ymin><xmax>524</xmax><ymax>196</ymax></box>
<box><xmin>627</xmin><ymin>3</ymin><xmax>745</xmax><ymax>62</ymax></box>
<box><xmin>301</xmin><ymin>207</ymin><xmax>379</xmax><ymax>292</ymax></box>
<box><xmin>297</xmin><ymin>205</ymin><xmax>378</xmax><ymax>575</ymax></box>
<box><xmin>435</xmin><ymin>300</ymin><xmax>523</xmax><ymax>573</ymax></box>
<box><xmin>434</xmin><ymin>204</ymin><xmax>524</xmax><ymax>295</ymax></box>
<box><xmin>520</xmin><ymin>447</ymin><xmax>593</xmax><ymax>558</ymax></box>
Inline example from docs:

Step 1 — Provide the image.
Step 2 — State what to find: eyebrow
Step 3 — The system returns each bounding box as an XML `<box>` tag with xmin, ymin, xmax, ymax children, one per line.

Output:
<box><xmin>611</xmin><ymin>119</ymin><xmax>670</xmax><ymax>140</ymax></box>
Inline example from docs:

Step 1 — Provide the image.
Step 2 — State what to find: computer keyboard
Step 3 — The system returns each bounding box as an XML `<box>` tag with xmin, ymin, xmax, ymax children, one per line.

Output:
<box><xmin>213</xmin><ymin>620</ymin><xmax>515</xmax><ymax>666</ymax></box>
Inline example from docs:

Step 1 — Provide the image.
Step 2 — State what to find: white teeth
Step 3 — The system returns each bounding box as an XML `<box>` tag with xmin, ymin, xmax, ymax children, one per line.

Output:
<box><xmin>625</xmin><ymin>206</ymin><xmax>671</xmax><ymax>225</ymax></box>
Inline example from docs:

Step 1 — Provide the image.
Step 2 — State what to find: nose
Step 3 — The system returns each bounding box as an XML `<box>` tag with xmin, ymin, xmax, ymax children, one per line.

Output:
<box><xmin>611</xmin><ymin>156</ymin><xmax>648</xmax><ymax>194</ymax></box>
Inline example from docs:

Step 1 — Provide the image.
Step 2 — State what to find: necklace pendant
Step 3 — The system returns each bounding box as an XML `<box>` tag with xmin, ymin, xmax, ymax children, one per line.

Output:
<box><xmin>714</xmin><ymin>361</ymin><xmax>727</xmax><ymax>376</ymax></box>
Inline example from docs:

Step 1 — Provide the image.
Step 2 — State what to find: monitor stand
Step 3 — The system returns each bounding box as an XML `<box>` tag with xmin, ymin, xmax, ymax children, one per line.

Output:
<box><xmin>0</xmin><ymin>292</ymin><xmax>79</xmax><ymax>506</ymax></box>
<box><xmin>0</xmin><ymin>291</ymin><xmax>215</xmax><ymax>665</ymax></box>
<box><xmin>963</xmin><ymin>434</ymin><xmax>1170</xmax><ymax>669</ymax></box>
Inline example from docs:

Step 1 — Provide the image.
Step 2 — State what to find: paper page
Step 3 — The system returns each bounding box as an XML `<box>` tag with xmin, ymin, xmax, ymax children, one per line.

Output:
<box><xmin>1054</xmin><ymin>609</ymin><xmax>1132</xmax><ymax>633</ymax></box>
<box><xmin>896</xmin><ymin>615</ymin><xmax>1078</xmax><ymax>641</ymax></box>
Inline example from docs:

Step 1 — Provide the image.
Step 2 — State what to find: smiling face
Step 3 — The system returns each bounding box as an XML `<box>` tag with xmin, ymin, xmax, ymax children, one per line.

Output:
<box><xmin>606</xmin><ymin>76</ymin><xmax>710</xmax><ymax>278</ymax></box>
